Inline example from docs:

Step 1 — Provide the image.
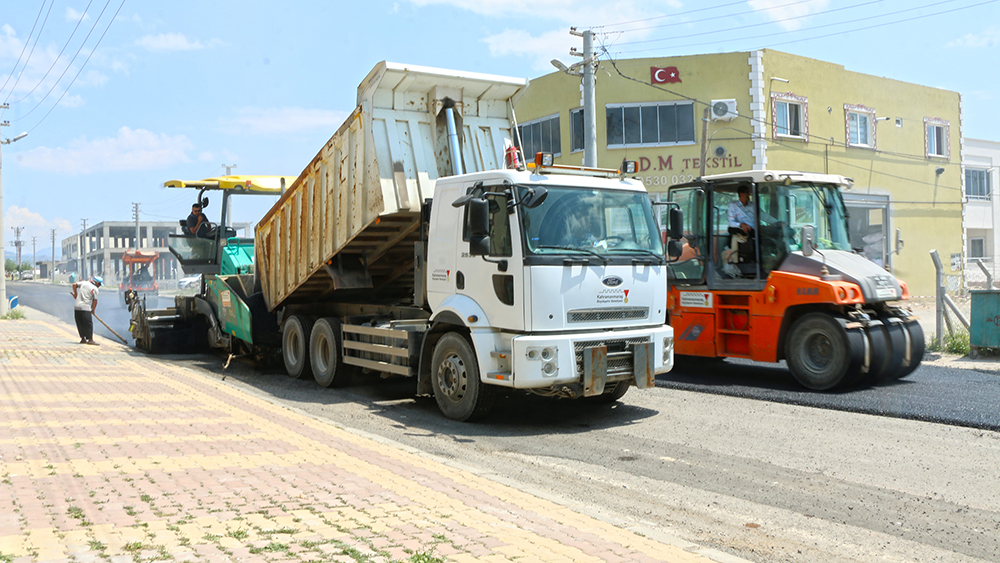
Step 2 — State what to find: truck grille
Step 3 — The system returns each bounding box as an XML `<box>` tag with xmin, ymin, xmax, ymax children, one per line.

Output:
<box><xmin>574</xmin><ymin>337</ymin><xmax>650</xmax><ymax>379</ymax></box>
<box><xmin>567</xmin><ymin>307</ymin><xmax>649</xmax><ymax>323</ymax></box>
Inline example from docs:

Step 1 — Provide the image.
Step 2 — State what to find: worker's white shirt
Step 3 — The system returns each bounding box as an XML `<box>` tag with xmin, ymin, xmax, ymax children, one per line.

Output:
<box><xmin>74</xmin><ymin>281</ymin><xmax>99</xmax><ymax>311</ymax></box>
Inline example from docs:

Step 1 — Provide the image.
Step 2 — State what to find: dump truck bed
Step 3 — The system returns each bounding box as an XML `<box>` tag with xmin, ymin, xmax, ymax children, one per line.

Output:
<box><xmin>255</xmin><ymin>61</ymin><xmax>527</xmax><ymax>311</ymax></box>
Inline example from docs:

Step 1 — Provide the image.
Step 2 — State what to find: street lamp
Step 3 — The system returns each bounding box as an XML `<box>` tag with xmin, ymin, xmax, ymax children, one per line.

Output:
<box><xmin>0</xmin><ymin>131</ymin><xmax>28</xmax><ymax>315</ymax></box>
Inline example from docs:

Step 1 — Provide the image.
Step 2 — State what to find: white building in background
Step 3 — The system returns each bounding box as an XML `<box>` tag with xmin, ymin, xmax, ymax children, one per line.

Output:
<box><xmin>963</xmin><ymin>138</ymin><xmax>1000</xmax><ymax>288</ymax></box>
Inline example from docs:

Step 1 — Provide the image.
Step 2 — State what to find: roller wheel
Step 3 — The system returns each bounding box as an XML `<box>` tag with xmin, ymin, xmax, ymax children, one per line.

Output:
<box><xmin>309</xmin><ymin>318</ymin><xmax>354</xmax><ymax>388</ymax></box>
<box><xmin>282</xmin><ymin>315</ymin><xmax>314</xmax><ymax>379</ymax></box>
<box><xmin>861</xmin><ymin>320</ymin><xmax>892</xmax><ymax>383</ymax></box>
<box><xmin>785</xmin><ymin>313</ymin><xmax>850</xmax><ymax>390</ymax></box>
<box><xmin>431</xmin><ymin>333</ymin><xmax>495</xmax><ymax>421</ymax></box>
<box><xmin>874</xmin><ymin>316</ymin><xmax>908</xmax><ymax>383</ymax></box>
<box><xmin>585</xmin><ymin>381</ymin><xmax>630</xmax><ymax>403</ymax></box>
<box><xmin>896</xmin><ymin>320</ymin><xmax>924</xmax><ymax>379</ymax></box>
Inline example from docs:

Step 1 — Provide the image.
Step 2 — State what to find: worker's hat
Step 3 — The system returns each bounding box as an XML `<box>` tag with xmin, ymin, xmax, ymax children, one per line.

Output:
<box><xmin>92</xmin><ymin>276</ymin><xmax>103</xmax><ymax>286</ymax></box>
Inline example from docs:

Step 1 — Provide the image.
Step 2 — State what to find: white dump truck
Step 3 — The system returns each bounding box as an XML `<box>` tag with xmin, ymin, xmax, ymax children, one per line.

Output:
<box><xmin>254</xmin><ymin>62</ymin><xmax>677</xmax><ymax>420</ymax></box>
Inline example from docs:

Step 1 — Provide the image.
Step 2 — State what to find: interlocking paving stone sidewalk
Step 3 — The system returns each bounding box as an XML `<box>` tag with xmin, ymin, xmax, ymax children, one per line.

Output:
<box><xmin>0</xmin><ymin>317</ymin><xmax>742</xmax><ymax>563</ymax></box>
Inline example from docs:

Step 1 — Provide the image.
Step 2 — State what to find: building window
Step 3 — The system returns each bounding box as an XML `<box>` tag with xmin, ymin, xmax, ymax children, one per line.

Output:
<box><xmin>570</xmin><ymin>108</ymin><xmax>584</xmax><ymax>153</ymax></box>
<box><xmin>844</xmin><ymin>104</ymin><xmax>876</xmax><ymax>149</ymax></box>
<box><xmin>606</xmin><ymin>101</ymin><xmax>695</xmax><ymax>148</ymax></box>
<box><xmin>970</xmin><ymin>237</ymin><xmax>986</xmax><ymax>259</ymax></box>
<box><xmin>966</xmin><ymin>168</ymin><xmax>991</xmax><ymax>200</ymax></box>
<box><xmin>925</xmin><ymin>117</ymin><xmax>950</xmax><ymax>159</ymax></box>
<box><xmin>517</xmin><ymin>114</ymin><xmax>561</xmax><ymax>159</ymax></box>
<box><xmin>771</xmin><ymin>92</ymin><xmax>808</xmax><ymax>139</ymax></box>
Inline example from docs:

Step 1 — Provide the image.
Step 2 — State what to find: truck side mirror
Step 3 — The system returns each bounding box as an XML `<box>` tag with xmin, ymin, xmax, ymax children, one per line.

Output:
<box><xmin>468</xmin><ymin>198</ymin><xmax>491</xmax><ymax>256</ymax></box>
<box><xmin>669</xmin><ymin>208</ymin><xmax>684</xmax><ymax>240</ymax></box>
<box><xmin>523</xmin><ymin>187</ymin><xmax>548</xmax><ymax>209</ymax></box>
<box><xmin>801</xmin><ymin>225</ymin><xmax>815</xmax><ymax>257</ymax></box>
<box><xmin>667</xmin><ymin>240</ymin><xmax>684</xmax><ymax>260</ymax></box>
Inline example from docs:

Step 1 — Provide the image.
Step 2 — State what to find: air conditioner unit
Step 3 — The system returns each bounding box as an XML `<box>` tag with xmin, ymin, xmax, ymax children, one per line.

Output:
<box><xmin>711</xmin><ymin>99</ymin><xmax>738</xmax><ymax>121</ymax></box>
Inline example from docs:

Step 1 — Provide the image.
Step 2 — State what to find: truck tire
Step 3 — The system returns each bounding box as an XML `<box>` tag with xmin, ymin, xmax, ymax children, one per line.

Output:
<box><xmin>586</xmin><ymin>381</ymin><xmax>630</xmax><ymax>403</ymax></box>
<box><xmin>310</xmin><ymin>318</ymin><xmax>353</xmax><ymax>388</ymax></box>
<box><xmin>282</xmin><ymin>315</ymin><xmax>314</xmax><ymax>379</ymax></box>
<box><xmin>431</xmin><ymin>333</ymin><xmax>495</xmax><ymax>421</ymax></box>
<box><xmin>785</xmin><ymin>313</ymin><xmax>850</xmax><ymax>390</ymax></box>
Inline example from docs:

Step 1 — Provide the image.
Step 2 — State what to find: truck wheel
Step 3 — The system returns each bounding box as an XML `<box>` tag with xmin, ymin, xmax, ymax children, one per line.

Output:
<box><xmin>431</xmin><ymin>333</ymin><xmax>495</xmax><ymax>421</ymax></box>
<box><xmin>586</xmin><ymin>381</ymin><xmax>629</xmax><ymax>403</ymax></box>
<box><xmin>785</xmin><ymin>313</ymin><xmax>849</xmax><ymax>390</ymax></box>
<box><xmin>310</xmin><ymin>318</ymin><xmax>353</xmax><ymax>388</ymax></box>
<box><xmin>282</xmin><ymin>315</ymin><xmax>314</xmax><ymax>379</ymax></box>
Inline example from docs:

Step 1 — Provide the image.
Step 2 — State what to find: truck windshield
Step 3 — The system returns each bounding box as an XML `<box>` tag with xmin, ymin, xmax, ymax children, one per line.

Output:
<box><xmin>518</xmin><ymin>186</ymin><xmax>664</xmax><ymax>257</ymax></box>
<box><xmin>774</xmin><ymin>182</ymin><xmax>852</xmax><ymax>252</ymax></box>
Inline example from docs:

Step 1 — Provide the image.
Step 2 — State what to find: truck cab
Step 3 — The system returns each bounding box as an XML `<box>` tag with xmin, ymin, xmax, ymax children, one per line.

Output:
<box><xmin>428</xmin><ymin>165</ymin><xmax>674</xmax><ymax>404</ymax></box>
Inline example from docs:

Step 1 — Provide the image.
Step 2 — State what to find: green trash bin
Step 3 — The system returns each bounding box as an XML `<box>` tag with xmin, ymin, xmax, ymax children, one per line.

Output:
<box><xmin>970</xmin><ymin>290</ymin><xmax>1000</xmax><ymax>355</ymax></box>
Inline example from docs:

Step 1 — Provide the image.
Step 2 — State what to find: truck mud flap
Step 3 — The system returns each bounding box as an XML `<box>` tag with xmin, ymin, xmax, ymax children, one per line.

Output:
<box><xmin>582</xmin><ymin>345</ymin><xmax>607</xmax><ymax>397</ymax></box>
<box><xmin>632</xmin><ymin>341</ymin><xmax>655</xmax><ymax>389</ymax></box>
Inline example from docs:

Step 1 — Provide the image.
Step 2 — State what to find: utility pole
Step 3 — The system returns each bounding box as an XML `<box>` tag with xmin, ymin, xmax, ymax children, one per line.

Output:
<box><xmin>552</xmin><ymin>29</ymin><xmax>598</xmax><ymax>167</ymax></box>
<box><xmin>132</xmin><ymin>202</ymin><xmax>141</xmax><ymax>249</ymax></box>
<box><xmin>570</xmin><ymin>28</ymin><xmax>598</xmax><ymax>168</ymax></box>
<box><xmin>31</xmin><ymin>236</ymin><xmax>36</xmax><ymax>277</ymax></box>
<box><xmin>11</xmin><ymin>226</ymin><xmax>24</xmax><ymax>274</ymax></box>
<box><xmin>50</xmin><ymin>229</ymin><xmax>56</xmax><ymax>282</ymax></box>
<box><xmin>80</xmin><ymin>219</ymin><xmax>87</xmax><ymax>280</ymax></box>
<box><xmin>0</xmin><ymin>107</ymin><xmax>28</xmax><ymax>314</ymax></box>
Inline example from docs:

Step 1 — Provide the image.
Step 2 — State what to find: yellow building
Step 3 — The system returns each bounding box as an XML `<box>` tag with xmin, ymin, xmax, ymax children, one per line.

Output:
<box><xmin>513</xmin><ymin>49</ymin><xmax>962</xmax><ymax>297</ymax></box>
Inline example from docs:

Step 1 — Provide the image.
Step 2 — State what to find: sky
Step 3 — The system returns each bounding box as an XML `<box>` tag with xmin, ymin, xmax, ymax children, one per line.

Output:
<box><xmin>1</xmin><ymin>0</ymin><xmax>998</xmax><ymax>261</ymax></box>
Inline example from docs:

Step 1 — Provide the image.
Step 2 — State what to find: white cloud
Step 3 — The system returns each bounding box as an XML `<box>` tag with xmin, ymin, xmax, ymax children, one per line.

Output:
<box><xmin>407</xmin><ymin>0</ymin><xmax>659</xmax><ymax>23</ymax></box>
<box><xmin>484</xmin><ymin>29</ymin><xmax>578</xmax><ymax>72</ymax></box>
<box><xmin>198</xmin><ymin>152</ymin><xmax>215</xmax><ymax>162</ymax></box>
<box><xmin>14</xmin><ymin>127</ymin><xmax>193</xmax><ymax>174</ymax></box>
<box><xmin>2</xmin><ymin>207</ymin><xmax>74</xmax><ymax>243</ymax></box>
<box><xmin>225</xmin><ymin>107</ymin><xmax>349</xmax><ymax>135</ymax></box>
<box><xmin>58</xmin><ymin>94</ymin><xmax>85</xmax><ymax>108</ymax></box>
<box><xmin>136</xmin><ymin>33</ymin><xmax>222</xmax><ymax>52</ymax></box>
<box><xmin>65</xmin><ymin>7</ymin><xmax>90</xmax><ymax>22</ymax></box>
<box><xmin>948</xmin><ymin>26</ymin><xmax>1000</xmax><ymax>48</ymax></box>
<box><xmin>747</xmin><ymin>0</ymin><xmax>829</xmax><ymax>31</ymax></box>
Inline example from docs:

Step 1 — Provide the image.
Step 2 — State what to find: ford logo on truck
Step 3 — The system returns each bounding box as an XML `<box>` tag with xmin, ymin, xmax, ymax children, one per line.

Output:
<box><xmin>602</xmin><ymin>276</ymin><xmax>624</xmax><ymax>287</ymax></box>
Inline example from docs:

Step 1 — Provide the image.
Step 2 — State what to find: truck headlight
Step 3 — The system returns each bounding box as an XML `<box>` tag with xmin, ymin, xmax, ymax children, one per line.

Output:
<box><xmin>663</xmin><ymin>336</ymin><xmax>674</xmax><ymax>364</ymax></box>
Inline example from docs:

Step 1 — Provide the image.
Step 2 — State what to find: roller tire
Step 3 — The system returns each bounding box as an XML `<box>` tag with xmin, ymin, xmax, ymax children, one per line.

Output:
<box><xmin>875</xmin><ymin>317</ymin><xmax>907</xmax><ymax>383</ymax></box>
<box><xmin>309</xmin><ymin>318</ymin><xmax>354</xmax><ymax>388</ymax></box>
<box><xmin>785</xmin><ymin>313</ymin><xmax>850</xmax><ymax>390</ymax></box>
<box><xmin>585</xmin><ymin>381</ymin><xmax>630</xmax><ymax>404</ymax></box>
<box><xmin>862</xmin><ymin>321</ymin><xmax>892</xmax><ymax>384</ymax></box>
<box><xmin>282</xmin><ymin>315</ymin><xmax>314</xmax><ymax>379</ymax></box>
<box><xmin>431</xmin><ymin>333</ymin><xmax>496</xmax><ymax>421</ymax></box>
<box><xmin>896</xmin><ymin>320</ymin><xmax>925</xmax><ymax>379</ymax></box>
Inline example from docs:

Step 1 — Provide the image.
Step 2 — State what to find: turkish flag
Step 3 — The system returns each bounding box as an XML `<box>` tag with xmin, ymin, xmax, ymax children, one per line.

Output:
<box><xmin>651</xmin><ymin>66</ymin><xmax>681</xmax><ymax>84</ymax></box>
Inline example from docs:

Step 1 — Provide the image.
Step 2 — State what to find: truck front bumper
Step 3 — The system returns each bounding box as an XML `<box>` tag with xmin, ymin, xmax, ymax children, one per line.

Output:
<box><xmin>508</xmin><ymin>325</ymin><xmax>674</xmax><ymax>396</ymax></box>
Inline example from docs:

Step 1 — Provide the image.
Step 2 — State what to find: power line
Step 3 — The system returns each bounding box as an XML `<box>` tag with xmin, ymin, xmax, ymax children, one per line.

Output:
<box><xmin>13</xmin><ymin>0</ymin><xmax>114</xmax><ymax>123</ymax></box>
<box><xmin>609</xmin><ymin>0</ymin><xmax>882</xmax><ymax>38</ymax></box>
<box><xmin>2</xmin><ymin>0</ymin><xmax>55</xmax><ymax>104</ymax></box>
<box><xmin>0</xmin><ymin>0</ymin><xmax>47</xmax><ymax>96</ymax></box>
<box><xmin>605</xmin><ymin>0</ymin><xmax>994</xmax><ymax>54</ymax></box>
<box><xmin>10</xmin><ymin>0</ymin><xmax>96</xmax><ymax>105</ymax></box>
<box><xmin>22</xmin><ymin>0</ymin><xmax>126</xmax><ymax>133</ymax></box>
<box><xmin>594</xmin><ymin>0</ymin><xmax>815</xmax><ymax>31</ymax></box>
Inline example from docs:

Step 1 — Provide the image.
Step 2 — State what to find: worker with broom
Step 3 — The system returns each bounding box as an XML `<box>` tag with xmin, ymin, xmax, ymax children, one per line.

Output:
<box><xmin>70</xmin><ymin>276</ymin><xmax>102</xmax><ymax>345</ymax></box>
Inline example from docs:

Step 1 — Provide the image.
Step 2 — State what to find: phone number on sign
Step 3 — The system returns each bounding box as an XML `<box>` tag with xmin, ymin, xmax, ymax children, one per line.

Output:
<box><xmin>641</xmin><ymin>174</ymin><xmax>696</xmax><ymax>187</ymax></box>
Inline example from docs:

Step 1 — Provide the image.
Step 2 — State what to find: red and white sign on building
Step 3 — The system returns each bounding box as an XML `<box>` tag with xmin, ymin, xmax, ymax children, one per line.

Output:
<box><xmin>651</xmin><ymin>66</ymin><xmax>681</xmax><ymax>84</ymax></box>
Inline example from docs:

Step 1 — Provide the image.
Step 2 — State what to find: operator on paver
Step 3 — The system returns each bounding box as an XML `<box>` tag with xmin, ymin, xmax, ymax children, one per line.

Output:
<box><xmin>70</xmin><ymin>276</ymin><xmax>102</xmax><ymax>345</ymax></box>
